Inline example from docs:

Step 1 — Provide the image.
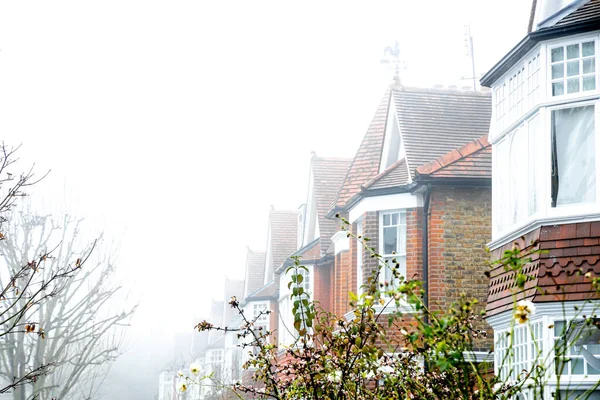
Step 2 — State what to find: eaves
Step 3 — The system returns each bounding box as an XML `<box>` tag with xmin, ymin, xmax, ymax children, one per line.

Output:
<box><xmin>481</xmin><ymin>19</ymin><xmax>600</xmax><ymax>87</ymax></box>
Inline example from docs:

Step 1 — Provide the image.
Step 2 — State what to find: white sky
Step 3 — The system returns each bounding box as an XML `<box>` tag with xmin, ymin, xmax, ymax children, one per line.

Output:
<box><xmin>0</xmin><ymin>1</ymin><xmax>531</xmax><ymax>397</ymax></box>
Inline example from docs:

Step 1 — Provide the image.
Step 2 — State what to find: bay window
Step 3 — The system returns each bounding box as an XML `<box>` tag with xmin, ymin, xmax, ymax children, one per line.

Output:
<box><xmin>493</xmin><ymin>101</ymin><xmax>600</xmax><ymax>240</ymax></box>
<box><xmin>379</xmin><ymin>211</ymin><xmax>406</xmax><ymax>289</ymax></box>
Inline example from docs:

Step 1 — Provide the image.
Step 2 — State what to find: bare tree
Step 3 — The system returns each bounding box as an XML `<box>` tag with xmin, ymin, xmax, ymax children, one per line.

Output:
<box><xmin>0</xmin><ymin>212</ymin><xmax>135</xmax><ymax>400</ymax></box>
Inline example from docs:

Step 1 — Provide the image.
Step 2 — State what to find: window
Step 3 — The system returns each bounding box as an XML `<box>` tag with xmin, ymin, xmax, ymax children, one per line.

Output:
<box><xmin>493</xmin><ymin>114</ymin><xmax>542</xmax><ymax>235</ymax></box>
<box><xmin>495</xmin><ymin>322</ymin><xmax>543</xmax><ymax>382</ymax></box>
<box><xmin>551</xmin><ymin>105</ymin><xmax>596</xmax><ymax>207</ymax></box>
<box><xmin>356</xmin><ymin>220</ymin><xmax>363</xmax><ymax>294</ymax></box>
<box><xmin>252</xmin><ymin>302</ymin><xmax>269</xmax><ymax>329</ymax></box>
<box><xmin>278</xmin><ymin>265</ymin><xmax>313</xmax><ymax>347</ymax></box>
<box><xmin>550</xmin><ymin>41</ymin><xmax>596</xmax><ymax>96</ymax></box>
<box><xmin>554</xmin><ymin>320</ymin><xmax>600</xmax><ymax>377</ymax></box>
<box><xmin>208</xmin><ymin>349</ymin><xmax>223</xmax><ymax>365</ymax></box>
<box><xmin>379</xmin><ymin>211</ymin><xmax>406</xmax><ymax>289</ymax></box>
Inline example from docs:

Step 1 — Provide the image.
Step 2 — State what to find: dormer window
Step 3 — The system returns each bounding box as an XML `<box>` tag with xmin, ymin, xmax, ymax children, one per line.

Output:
<box><xmin>550</xmin><ymin>41</ymin><xmax>596</xmax><ymax>96</ymax></box>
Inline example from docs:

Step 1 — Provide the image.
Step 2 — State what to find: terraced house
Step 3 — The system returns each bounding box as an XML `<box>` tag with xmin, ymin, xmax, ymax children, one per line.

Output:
<box><xmin>326</xmin><ymin>82</ymin><xmax>494</xmax><ymax>354</ymax></box>
<box><xmin>482</xmin><ymin>0</ymin><xmax>600</xmax><ymax>397</ymax></box>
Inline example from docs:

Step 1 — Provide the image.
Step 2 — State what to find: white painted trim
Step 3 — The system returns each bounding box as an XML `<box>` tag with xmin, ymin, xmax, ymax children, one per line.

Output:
<box><xmin>379</xmin><ymin>99</ymin><xmax>408</xmax><ymax>174</ymax></box>
<box><xmin>331</xmin><ymin>230</ymin><xmax>350</xmax><ymax>255</ymax></box>
<box><xmin>486</xmin><ymin>300</ymin><xmax>600</xmax><ymax>329</ymax></box>
<box><xmin>348</xmin><ymin>192</ymin><xmax>422</xmax><ymax>223</ymax></box>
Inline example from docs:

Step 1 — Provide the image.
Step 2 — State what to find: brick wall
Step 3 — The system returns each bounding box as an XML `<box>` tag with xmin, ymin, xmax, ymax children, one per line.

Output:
<box><xmin>428</xmin><ymin>186</ymin><xmax>492</xmax><ymax>351</ymax></box>
<box><xmin>314</xmin><ymin>260</ymin><xmax>333</xmax><ymax>314</ymax></box>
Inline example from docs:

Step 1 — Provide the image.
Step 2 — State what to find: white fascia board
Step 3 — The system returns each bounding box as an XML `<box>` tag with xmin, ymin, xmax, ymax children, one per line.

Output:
<box><xmin>331</xmin><ymin>230</ymin><xmax>350</xmax><ymax>254</ymax></box>
<box><xmin>486</xmin><ymin>300</ymin><xmax>600</xmax><ymax>329</ymax></box>
<box><xmin>349</xmin><ymin>192</ymin><xmax>422</xmax><ymax>223</ymax></box>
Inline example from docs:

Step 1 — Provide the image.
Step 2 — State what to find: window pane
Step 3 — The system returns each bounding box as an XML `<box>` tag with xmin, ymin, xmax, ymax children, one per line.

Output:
<box><xmin>567</xmin><ymin>60</ymin><xmax>580</xmax><ymax>77</ymax></box>
<box><xmin>567</xmin><ymin>78</ymin><xmax>580</xmax><ymax>93</ymax></box>
<box><xmin>553</xmin><ymin>82</ymin><xmax>565</xmax><ymax>96</ymax></box>
<box><xmin>528</xmin><ymin>115</ymin><xmax>543</xmax><ymax>215</ymax></box>
<box><xmin>391</xmin><ymin>213</ymin><xmax>398</xmax><ymax>225</ymax></box>
<box><xmin>552</xmin><ymin>64</ymin><xmax>564</xmax><ymax>79</ymax></box>
<box><xmin>583</xmin><ymin>41</ymin><xmax>595</xmax><ymax>57</ymax></box>
<box><xmin>383</xmin><ymin>214</ymin><xmax>390</xmax><ymax>226</ymax></box>
<box><xmin>552</xmin><ymin>47</ymin><xmax>565</xmax><ymax>62</ymax></box>
<box><xmin>583</xmin><ymin>58</ymin><xmax>595</xmax><ymax>74</ymax></box>
<box><xmin>571</xmin><ymin>357</ymin><xmax>584</xmax><ymax>374</ymax></box>
<box><xmin>558</xmin><ymin>390</ymin><xmax>600</xmax><ymax>400</ymax></box>
<box><xmin>552</xmin><ymin>106</ymin><xmax>596</xmax><ymax>206</ymax></box>
<box><xmin>383</xmin><ymin>226</ymin><xmax>397</xmax><ymax>254</ymax></box>
<box><xmin>583</xmin><ymin>76</ymin><xmax>596</xmax><ymax>91</ymax></box>
<box><xmin>567</xmin><ymin>44</ymin><xmax>580</xmax><ymax>59</ymax></box>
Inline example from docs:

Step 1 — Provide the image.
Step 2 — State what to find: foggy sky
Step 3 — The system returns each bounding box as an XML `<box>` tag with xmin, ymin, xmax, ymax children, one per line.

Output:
<box><xmin>0</xmin><ymin>1</ymin><xmax>530</xmax><ymax>398</ymax></box>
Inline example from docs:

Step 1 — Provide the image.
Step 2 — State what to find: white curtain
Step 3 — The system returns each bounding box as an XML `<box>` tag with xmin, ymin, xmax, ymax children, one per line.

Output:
<box><xmin>553</xmin><ymin>105</ymin><xmax>596</xmax><ymax>206</ymax></box>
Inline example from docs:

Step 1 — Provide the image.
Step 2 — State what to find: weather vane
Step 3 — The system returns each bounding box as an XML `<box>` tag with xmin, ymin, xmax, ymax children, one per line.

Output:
<box><xmin>381</xmin><ymin>41</ymin><xmax>406</xmax><ymax>83</ymax></box>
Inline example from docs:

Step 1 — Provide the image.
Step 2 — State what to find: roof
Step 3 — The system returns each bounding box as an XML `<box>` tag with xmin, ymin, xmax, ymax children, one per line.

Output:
<box><xmin>311</xmin><ymin>156</ymin><xmax>352</xmax><ymax>249</ymax></box>
<box><xmin>245</xmin><ymin>279</ymin><xmax>277</xmax><ymax>300</ymax></box>
<box><xmin>329</xmin><ymin>90</ymin><xmax>391</xmax><ymax>215</ymax></box>
<box><xmin>392</xmin><ymin>87</ymin><xmax>491</xmax><ymax>176</ymax></box>
<box><xmin>486</xmin><ymin>221</ymin><xmax>600</xmax><ymax>316</ymax></box>
<box><xmin>552</xmin><ymin>0</ymin><xmax>599</xmax><ymax>27</ymax></box>
<box><xmin>266</xmin><ymin>208</ymin><xmax>298</xmax><ymax>278</ymax></box>
<box><xmin>362</xmin><ymin>158</ymin><xmax>410</xmax><ymax>190</ymax></box>
<box><xmin>223</xmin><ymin>278</ymin><xmax>244</xmax><ymax>323</ymax></box>
<box><xmin>482</xmin><ymin>0</ymin><xmax>600</xmax><ymax>87</ymax></box>
<box><xmin>415</xmin><ymin>135</ymin><xmax>492</xmax><ymax>180</ymax></box>
<box><xmin>243</xmin><ymin>248</ymin><xmax>266</xmax><ymax>300</ymax></box>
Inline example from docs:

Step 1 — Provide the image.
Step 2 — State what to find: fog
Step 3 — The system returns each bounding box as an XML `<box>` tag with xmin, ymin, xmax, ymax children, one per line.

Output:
<box><xmin>0</xmin><ymin>1</ymin><xmax>530</xmax><ymax>398</ymax></box>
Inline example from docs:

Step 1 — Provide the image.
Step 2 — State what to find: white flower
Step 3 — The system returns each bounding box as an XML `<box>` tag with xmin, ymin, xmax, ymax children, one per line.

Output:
<box><xmin>177</xmin><ymin>381</ymin><xmax>187</xmax><ymax>393</ymax></box>
<box><xmin>327</xmin><ymin>370</ymin><xmax>342</xmax><ymax>383</ymax></box>
<box><xmin>189</xmin><ymin>362</ymin><xmax>201</xmax><ymax>376</ymax></box>
<box><xmin>514</xmin><ymin>300</ymin><xmax>536</xmax><ymax>324</ymax></box>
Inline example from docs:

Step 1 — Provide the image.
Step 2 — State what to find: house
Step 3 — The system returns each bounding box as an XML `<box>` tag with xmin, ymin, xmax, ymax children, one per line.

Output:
<box><xmin>326</xmin><ymin>82</ymin><xmax>494</xmax><ymax>354</ymax></box>
<box><xmin>481</xmin><ymin>0</ymin><xmax>600</xmax><ymax>396</ymax></box>
<box><xmin>239</xmin><ymin>207</ymin><xmax>298</xmax><ymax>387</ymax></box>
<box><xmin>276</xmin><ymin>154</ymin><xmax>351</xmax><ymax>347</ymax></box>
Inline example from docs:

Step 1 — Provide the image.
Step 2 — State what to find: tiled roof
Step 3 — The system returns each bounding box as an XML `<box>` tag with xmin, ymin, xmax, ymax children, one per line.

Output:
<box><xmin>392</xmin><ymin>87</ymin><xmax>492</xmax><ymax>176</ymax></box>
<box><xmin>415</xmin><ymin>135</ymin><xmax>491</xmax><ymax>179</ymax></box>
<box><xmin>243</xmin><ymin>248</ymin><xmax>266</xmax><ymax>300</ymax></box>
<box><xmin>266</xmin><ymin>208</ymin><xmax>298</xmax><ymax>279</ymax></box>
<box><xmin>311</xmin><ymin>156</ymin><xmax>352</xmax><ymax>248</ymax></box>
<box><xmin>486</xmin><ymin>222</ymin><xmax>600</xmax><ymax>316</ymax></box>
<box><xmin>554</xmin><ymin>0</ymin><xmax>600</xmax><ymax>28</ymax></box>
<box><xmin>245</xmin><ymin>280</ymin><xmax>277</xmax><ymax>300</ymax></box>
<box><xmin>330</xmin><ymin>90</ymin><xmax>391</xmax><ymax>213</ymax></box>
<box><xmin>362</xmin><ymin>158</ymin><xmax>410</xmax><ymax>190</ymax></box>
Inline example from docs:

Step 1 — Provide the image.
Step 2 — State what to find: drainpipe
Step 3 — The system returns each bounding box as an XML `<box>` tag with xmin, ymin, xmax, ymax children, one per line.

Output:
<box><xmin>422</xmin><ymin>185</ymin><xmax>432</xmax><ymax>324</ymax></box>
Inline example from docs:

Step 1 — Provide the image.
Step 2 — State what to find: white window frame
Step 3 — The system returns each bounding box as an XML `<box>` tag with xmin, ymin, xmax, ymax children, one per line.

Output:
<box><xmin>547</xmin><ymin>36</ymin><xmax>599</xmax><ymax>100</ymax></box>
<box><xmin>491</xmin><ymin>99</ymin><xmax>600</xmax><ymax>246</ymax></box>
<box><xmin>378</xmin><ymin>210</ymin><xmax>407</xmax><ymax>289</ymax></box>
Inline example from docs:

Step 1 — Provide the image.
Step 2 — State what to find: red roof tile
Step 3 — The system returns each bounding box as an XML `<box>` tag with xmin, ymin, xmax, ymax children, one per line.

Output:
<box><xmin>486</xmin><ymin>222</ymin><xmax>600</xmax><ymax>316</ymax></box>
<box><xmin>266</xmin><ymin>208</ymin><xmax>298</xmax><ymax>280</ymax></box>
<box><xmin>311</xmin><ymin>156</ymin><xmax>352</xmax><ymax>248</ymax></box>
<box><xmin>415</xmin><ymin>135</ymin><xmax>491</xmax><ymax>179</ymax></box>
<box><xmin>329</xmin><ymin>90</ymin><xmax>391</xmax><ymax>214</ymax></box>
<box><xmin>362</xmin><ymin>158</ymin><xmax>410</xmax><ymax>190</ymax></box>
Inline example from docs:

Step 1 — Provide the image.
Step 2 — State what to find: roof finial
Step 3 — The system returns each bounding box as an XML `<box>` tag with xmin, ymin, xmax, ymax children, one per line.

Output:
<box><xmin>310</xmin><ymin>150</ymin><xmax>317</xmax><ymax>160</ymax></box>
<box><xmin>381</xmin><ymin>41</ymin><xmax>405</xmax><ymax>87</ymax></box>
<box><xmin>269</xmin><ymin>205</ymin><xmax>275</xmax><ymax>212</ymax></box>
